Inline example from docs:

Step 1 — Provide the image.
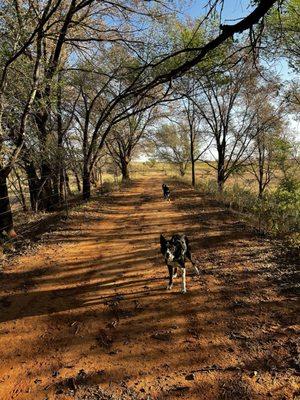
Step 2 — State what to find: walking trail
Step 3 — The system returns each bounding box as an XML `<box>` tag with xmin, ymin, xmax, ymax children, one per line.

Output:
<box><xmin>0</xmin><ymin>174</ymin><xmax>298</xmax><ymax>400</ymax></box>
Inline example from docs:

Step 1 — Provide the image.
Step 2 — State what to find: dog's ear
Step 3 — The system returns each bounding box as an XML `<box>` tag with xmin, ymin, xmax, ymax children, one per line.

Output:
<box><xmin>160</xmin><ymin>234</ymin><xmax>166</xmax><ymax>248</ymax></box>
<box><xmin>160</xmin><ymin>234</ymin><xmax>167</xmax><ymax>254</ymax></box>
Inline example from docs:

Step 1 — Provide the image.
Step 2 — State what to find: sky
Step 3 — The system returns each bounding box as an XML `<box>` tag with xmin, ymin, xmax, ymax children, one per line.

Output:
<box><xmin>183</xmin><ymin>0</ymin><xmax>294</xmax><ymax>81</ymax></box>
<box><xmin>185</xmin><ymin>0</ymin><xmax>254</xmax><ymax>23</ymax></box>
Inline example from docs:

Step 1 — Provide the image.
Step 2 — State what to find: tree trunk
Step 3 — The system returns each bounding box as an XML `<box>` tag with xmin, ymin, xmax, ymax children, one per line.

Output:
<box><xmin>14</xmin><ymin>169</ymin><xmax>27</xmax><ymax>211</ymax></box>
<box><xmin>258</xmin><ymin>180</ymin><xmax>264</xmax><ymax>199</ymax></box>
<box><xmin>217</xmin><ymin>149</ymin><xmax>225</xmax><ymax>192</ymax></box>
<box><xmin>217</xmin><ymin>166</ymin><xmax>225</xmax><ymax>192</ymax></box>
<box><xmin>191</xmin><ymin>157</ymin><xmax>195</xmax><ymax>187</ymax></box>
<box><xmin>24</xmin><ymin>161</ymin><xmax>40</xmax><ymax>211</ymax></box>
<box><xmin>39</xmin><ymin>161</ymin><xmax>55</xmax><ymax>210</ymax></box>
<box><xmin>121</xmin><ymin>160</ymin><xmax>130</xmax><ymax>181</ymax></box>
<box><xmin>91</xmin><ymin>166</ymin><xmax>100</xmax><ymax>187</ymax></box>
<box><xmin>99</xmin><ymin>165</ymin><xmax>103</xmax><ymax>194</ymax></box>
<box><xmin>65</xmin><ymin>171</ymin><xmax>72</xmax><ymax>196</ymax></box>
<box><xmin>53</xmin><ymin>173</ymin><xmax>61</xmax><ymax>205</ymax></box>
<box><xmin>190</xmin><ymin>134</ymin><xmax>196</xmax><ymax>187</ymax></box>
<box><xmin>217</xmin><ymin>168</ymin><xmax>225</xmax><ymax>192</ymax></box>
<box><xmin>179</xmin><ymin>164</ymin><xmax>185</xmax><ymax>177</ymax></box>
<box><xmin>72</xmin><ymin>168</ymin><xmax>81</xmax><ymax>192</ymax></box>
<box><xmin>258</xmin><ymin>161</ymin><xmax>264</xmax><ymax>199</ymax></box>
<box><xmin>91</xmin><ymin>169</ymin><xmax>98</xmax><ymax>187</ymax></box>
<box><xmin>217</xmin><ymin>178</ymin><xmax>224</xmax><ymax>192</ymax></box>
<box><xmin>191</xmin><ymin>161</ymin><xmax>196</xmax><ymax>186</ymax></box>
<box><xmin>34</xmin><ymin>98</ymin><xmax>55</xmax><ymax>211</ymax></box>
<box><xmin>82</xmin><ymin>163</ymin><xmax>91</xmax><ymax>200</ymax></box>
<box><xmin>59</xmin><ymin>169</ymin><xmax>64</xmax><ymax>199</ymax></box>
<box><xmin>0</xmin><ymin>171</ymin><xmax>15</xmax><ymax>236</ymax></box>
<box><xmin>57</xmin><ymin>75</ymin><xmax>64</xmax><ymax>203</ymax></box>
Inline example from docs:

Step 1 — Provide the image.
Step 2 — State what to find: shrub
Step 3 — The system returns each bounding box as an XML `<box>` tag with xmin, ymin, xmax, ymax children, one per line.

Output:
<box><xmin>98</xmin><ymin>181</ymin><xmax>115</xmax><ymax>194</ymax></box>
<box><xmin>265</xmin><ymin>177</ymin><xmax>300</xmax><ymax>234</ymax></box>
<box><xmin>195</xmin><ymin>178</ymin><xmax>300</xmax><ymax>236</ymax></box>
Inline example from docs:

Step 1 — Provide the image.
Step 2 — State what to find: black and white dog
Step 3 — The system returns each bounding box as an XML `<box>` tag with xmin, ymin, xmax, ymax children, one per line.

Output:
<box><xmin>160</xmin><ymin>234</ymin><xmax>199</xmax><ymax>293</ymax></box>
<box><xmin>162</xmin><ymin>184</ymin><xmax>171</xmax><ymax>201</ymax></box>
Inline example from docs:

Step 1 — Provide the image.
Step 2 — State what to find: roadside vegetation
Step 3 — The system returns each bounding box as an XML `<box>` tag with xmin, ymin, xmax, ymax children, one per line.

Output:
<box><xmin>134</xmin><ymin>159</ymin><xmax>300</xmax><ymax>238</ymax></box>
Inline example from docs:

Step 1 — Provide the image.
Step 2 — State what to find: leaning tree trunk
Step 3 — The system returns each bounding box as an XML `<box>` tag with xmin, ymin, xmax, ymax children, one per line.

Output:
<box><xmin>0</xmin><ymin>171</ymin><xmax>15</xmax><ymax>236</ymax></box>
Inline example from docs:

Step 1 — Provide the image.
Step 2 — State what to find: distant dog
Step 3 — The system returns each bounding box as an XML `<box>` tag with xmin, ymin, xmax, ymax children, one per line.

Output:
<box><xmin>160</xmin><ymin>234</ymin><xmax>199</xmax><ymax>293</ymax></box>
<box><xmin>162</xmin><ymin>184</ymin><xmax>171</xmax><ymax>201</ymax></box>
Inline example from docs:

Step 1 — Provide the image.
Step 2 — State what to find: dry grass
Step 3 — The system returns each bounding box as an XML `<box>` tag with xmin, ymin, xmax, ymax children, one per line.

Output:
<box><xmin>130</xmin><ymin>160</ymin><xmax>299</xmax><ymax>196</ymax></box>
<box><xmin>130</xmin><ymin>161</ymin><xmax>300</xmax><ymax>238</ymax></box>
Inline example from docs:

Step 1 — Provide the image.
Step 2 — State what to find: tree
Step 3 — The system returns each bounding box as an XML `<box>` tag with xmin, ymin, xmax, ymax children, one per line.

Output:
<box><xmin>176</xmin><ymin>76</ymin><xmax>214</xmax><ymax>187</ymax></box>
<box><xmin>190</xmin><ymin>58</ymin><xmax>262</xmax><ymax>192</ymax></box>
<box><xmin>265</xmin><ymin>0</ymin><xmax>300</xmax><ymax>71</ymax></box>
<box><xmin>248</xmin><ymin>104</ymin><xmax>284</xmax><ymax>198</ymax></box>
<box><xmin>107</xmin><ymin>109</ymin><xmax>156</xmax><ymax>181</ymax></box>
<box><xmin>151</xmin><ymin>123</ymin><xmax>190</xmax><ymax>176</ymax></box>
<box><xmin>182</xmin><ymin>97</ymin><xmax>202</xmax><ymax>186</ymax></box>
<box><xmin>0</xmin><ymin>0</ymin><xmax>59</xmax><ymax>235</ymax></box>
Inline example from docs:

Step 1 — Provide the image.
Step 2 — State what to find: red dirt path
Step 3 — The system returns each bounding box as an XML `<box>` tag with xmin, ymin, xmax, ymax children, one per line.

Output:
<box><xmin>0</xmin><ymin>174</ymin><xmax>299</xmax><ymax>400</ymax></box>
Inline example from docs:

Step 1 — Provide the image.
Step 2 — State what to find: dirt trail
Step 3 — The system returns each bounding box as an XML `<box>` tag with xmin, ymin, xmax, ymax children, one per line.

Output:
<box><xmin>0</xmin><ymin>174</ymin><xmax>299</xmax><ymax>400</ymax></box>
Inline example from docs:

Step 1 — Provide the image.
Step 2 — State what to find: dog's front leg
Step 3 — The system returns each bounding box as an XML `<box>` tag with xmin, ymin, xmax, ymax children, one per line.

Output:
<box><xmin>181</xmin><ymin>267</ymin><xmax>186</xmax><ymax>293</ymax></box>
<box><xmin>166</xmin><ymin>265</ymin><xmax>173</xmax><ymax>290</ymax></box>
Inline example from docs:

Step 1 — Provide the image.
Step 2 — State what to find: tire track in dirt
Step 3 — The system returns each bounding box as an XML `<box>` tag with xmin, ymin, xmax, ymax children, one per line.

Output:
<box><xmin>0</xmin><ymin>174</ymin><xmax>298</xmax><ymax>400</ymax></box>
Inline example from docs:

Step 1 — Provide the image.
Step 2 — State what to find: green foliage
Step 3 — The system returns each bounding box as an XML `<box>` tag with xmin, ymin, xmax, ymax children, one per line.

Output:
<box><xmin>273</xmin><ymin>136</ymin><xmax>297</xmax><ymax>180</ymax></box>
<box><xmin>150</xmin><ymin>16</ymin><xmax>231</xmax><ymax>79</ymax></box>
<box><xmin>262</xmin><ymin>179</ymin><xmax>300</xmax><ymax>234</ymax></box>
<box><xmin>266</xmin><ymin>0</ymin><xmax>300</xmax><ymax>71</ymax></box>
<box><xmin>278</xmin><ymin>175</ymin><xmax>300</xmax><ymax>193</ymax></box>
